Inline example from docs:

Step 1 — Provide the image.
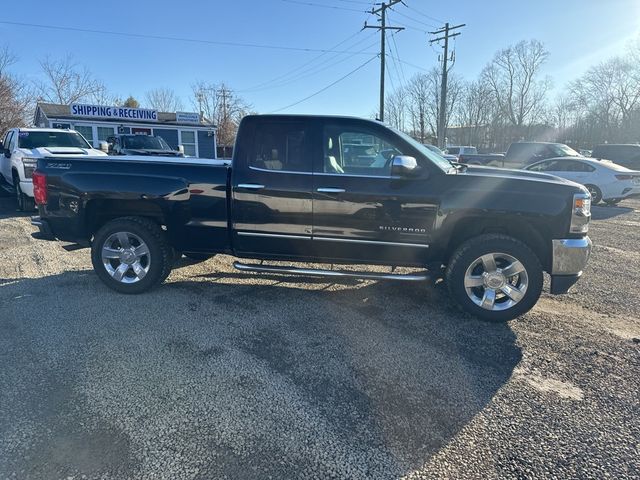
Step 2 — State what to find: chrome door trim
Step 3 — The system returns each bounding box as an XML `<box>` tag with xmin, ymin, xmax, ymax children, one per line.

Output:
<box><xmin>316</xmin><ymin>188</ymin><xmax>346</xmax><ymax>193</ymax></box>
<box><xmin>314</xmin><ymin>236</ymin><xmax>429</xmax><ymax>248</ymax></box>
<box><xmin>237</xmin><ymin>183</ymin><xmax>265</xmax><ymax>190</ymax></box>
<box><xmin>237</xmin><ymin>232</ymin><xmax>312</xmax><ymax>240</ymax></box>
<box><xmin>314</xmin><ymin>172</ymin><xmax>391</xmax><ymax>179</ymax></box>
<box><xmin>249</xmin><ymin>165</ymin><xmax>313</xmax><ymax>176</ymax></box>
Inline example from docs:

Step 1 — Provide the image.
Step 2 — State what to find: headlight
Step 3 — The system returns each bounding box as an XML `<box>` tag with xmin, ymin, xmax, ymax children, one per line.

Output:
<box><xmin>570</xmin><ymin>192</ymin><xmax>591</xmax><ymax>233</ymax></box>
<box><xmin>22</xmin><ymin>158</ymin><xmax>38</xmax><ymax>179</ymax></box>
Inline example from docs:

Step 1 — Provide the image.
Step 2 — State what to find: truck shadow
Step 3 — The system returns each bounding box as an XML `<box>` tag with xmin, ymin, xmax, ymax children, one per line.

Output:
<box><xmin>0</xmin><ymin>270</ymin><xmax>520</xmax><ymax>479</ymax></box>
<box><xmin>591</xmin><ymin>204</ymin><xmax>634</xmax><ymax>220</ymax></box>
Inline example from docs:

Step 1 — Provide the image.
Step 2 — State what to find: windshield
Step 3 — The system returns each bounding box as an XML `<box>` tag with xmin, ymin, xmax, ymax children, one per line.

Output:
<box><xmin>122</xmin><ymin>135</ymin><xmax>171</xmax><ymax>150</ymax></box>
<box><xmin>550</xmin><ymin>143</ymin><xmax>580</xmax><ymax>157</ymax></box>
<box><xmin>390</xmin><ymin>127</ymin><xmax>454</xmax><ymax>172</ymax></box>
<box><xmin>18</xmin><ymin>131</ymin><xmax>92</xmax><ymax>149</ymax></box>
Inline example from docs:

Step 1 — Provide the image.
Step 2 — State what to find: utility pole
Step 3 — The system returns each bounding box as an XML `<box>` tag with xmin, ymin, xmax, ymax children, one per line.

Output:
<box><xmin>430</xmin><ymin>23</ymin><xmax>465</xmax><ymax>148</ymax></box>
<box><xmin>364</xmin><ymin>0</ymin><xmax>404</xmax><ymax>122</ymax></box>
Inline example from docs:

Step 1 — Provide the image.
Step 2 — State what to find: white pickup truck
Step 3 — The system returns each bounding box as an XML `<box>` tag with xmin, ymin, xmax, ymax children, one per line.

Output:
<box><xmin>0</xmin><ymin>128</ymin><xmax>107</xmax><ymax>210</ymax></box>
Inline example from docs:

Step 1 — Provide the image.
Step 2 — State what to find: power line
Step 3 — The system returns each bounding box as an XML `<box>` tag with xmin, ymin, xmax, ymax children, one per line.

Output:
<box><xmin>244</xmin><ymin>37</ymin><xmax>379</xmax><ymax>92</ymax></box>
<box><xmin>0</xmin><ymin>20</ymin><xmax>377</xmax><ymax>55</ymax></box>
<box><xmin>404</xmin><ymin>4</ymin><xmax>446</xmax><ymax>24</ymax></box>
<box><xmin>390</xmin><ymin>31</ymin><xmax>407</xmax><ymax>87</ymax></box>
<box><xmin>280</xmin><ymin>0</ymin><xmax>367</xmax><ymax>12</ymax></box>
<box><xmin>271</xmin><ymin>55</ymin><xmax>378</xmax><ymax>113</ymax></box>
<box><xmin>237</xmin><ymin>29</ymin><xmax>370</xmax><ymax>92</ymax></box>
<box><xmin>388</xmin><ymin>8</ymin><xmax>438</xmax><ymax>29</ymax></box>
<box><xmin>364</xmin><ymin>0</ymin><xmax>405</xmax><ymax>121</ymax></box>
<box><xmin>430</xmin><ymin>22</ymin><xmax>465</xmax><ymax>148</ymax></box>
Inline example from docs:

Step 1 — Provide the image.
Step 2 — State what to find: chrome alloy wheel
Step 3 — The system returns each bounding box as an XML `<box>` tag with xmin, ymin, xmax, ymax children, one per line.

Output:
<box><xmin>463</xmin><ymin>252</ymin><xmax>528</xmax><ymax>311</ymax></box>
<box><xmin>101</xmin><ymin>232</ymin><xmax>151</xmax><ymax>284</ymax></box>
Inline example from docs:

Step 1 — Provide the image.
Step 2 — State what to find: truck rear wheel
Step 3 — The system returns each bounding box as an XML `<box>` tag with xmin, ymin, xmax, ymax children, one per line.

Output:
<box><xmin>91</xmin><ymin>217</ymin><xmax>172</xmax><ymax>294</ymax></box>
<box><xmin>445</xmin><ymin>234</ymin><xmax>543</xmax><ymax>322</ymax></box>
<box><xmin>13</xmin><ymin>173</ymin><xmax>34</xmax><ymax>211</ymax></box>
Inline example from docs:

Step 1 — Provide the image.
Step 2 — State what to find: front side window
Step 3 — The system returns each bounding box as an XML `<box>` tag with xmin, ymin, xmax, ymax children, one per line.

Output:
<box><xmin>446</xmin><ymin>147</ymin><xmax>460</xmax><ymax>155</ymax></box>
<box><xmin>323</xmin><ymin>125</ymin><xmax>404</xmax><ymax>176</ymax></box>
<box><xmin>3</xmin><ymin>131</ymin><xmax>14</xmax><ymax>151</ymax></box>
<box><xmin>251</xmin><ymin>123</ymin><xmax>307</xmax><ymax>172</ymax></box>
<box><xmin>549</xmin><ymin>144</ymin><xmax>580</xmax><ymax>157</ymax></box>
<box><xmin>18</xmin><ymin>131</ymin><xmax>92</xmax><ymax>149</ymax></box>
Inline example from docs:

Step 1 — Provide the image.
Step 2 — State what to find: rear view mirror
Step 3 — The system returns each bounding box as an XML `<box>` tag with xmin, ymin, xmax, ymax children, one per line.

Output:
<box><xmin>391</xmin><ymin>156</ymin><xmax>420</xmax><ymax>178</ymax></box>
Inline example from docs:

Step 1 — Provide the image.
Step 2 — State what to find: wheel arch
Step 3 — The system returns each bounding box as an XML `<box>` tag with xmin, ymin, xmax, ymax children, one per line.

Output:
<box><xmin>442</xmin><ymin>216</ymin><xmax>551</xmax><ymax>272</ymax></box>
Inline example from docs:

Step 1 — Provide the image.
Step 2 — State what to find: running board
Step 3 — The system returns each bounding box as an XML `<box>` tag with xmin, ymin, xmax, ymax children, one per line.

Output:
<box><xmin>233</xmin><ymin>261</ymin><xmax>430</xmax><ymax>282</ymax></box>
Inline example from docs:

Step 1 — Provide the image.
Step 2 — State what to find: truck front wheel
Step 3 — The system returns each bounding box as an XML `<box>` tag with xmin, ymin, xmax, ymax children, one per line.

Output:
<box><xmin>445</xmin><ymin>234</ymin><xmax>543</xmax><ymax>322</ymax></box>
<box><xmin>91</xmin><ymin>217</ymin><xmax>173</xmax><ymax>294</ymax></box>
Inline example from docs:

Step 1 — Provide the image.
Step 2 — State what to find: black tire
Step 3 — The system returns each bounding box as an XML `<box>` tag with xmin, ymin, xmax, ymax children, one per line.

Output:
<box><xmin>13</xmin><ymin>173</ymin><xmax>34</xmax><ymax>211</ymax></box>
<box><xmin>91</xmin><ymin>217</ymin><xmax>173</xmax><ymax>294</ymax></box>
<box><xmin>184</xmin><ymin>253</ymin><xmax>214</xmax><ymax>262</ymax></box>
<box><xmin>585</xmin><ymin>184</ymin><xmax>602</xmax><ymax>204</ymax></box>
<box><xmin>445</xmin><ymin>233</ymin><xmax>544</xmax><ymax>322</ymax></box>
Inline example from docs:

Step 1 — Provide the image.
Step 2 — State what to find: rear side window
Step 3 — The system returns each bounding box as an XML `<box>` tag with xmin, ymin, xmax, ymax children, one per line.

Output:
<box><xmin>251</xmin><ymin>123</ymin><xmax>308</xmax><ymax>172</ymax></box>
<box><xmin>447</xmin><ymin>147</ymin><xmax>460</xmax><ymax>155</ymax></box>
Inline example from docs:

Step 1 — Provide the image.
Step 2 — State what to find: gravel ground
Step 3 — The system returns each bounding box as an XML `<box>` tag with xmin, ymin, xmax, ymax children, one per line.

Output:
<box><xmin>0</xmin><ymin>189</ymin><xmax>638</xmax><ymax>479</ymax></box>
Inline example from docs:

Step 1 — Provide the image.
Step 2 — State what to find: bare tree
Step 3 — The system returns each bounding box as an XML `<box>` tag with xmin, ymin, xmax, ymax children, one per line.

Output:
<box><xmin>36</xmin><ymin>55</ymin><xmax>108</xmax><ymax>104</ymax></box>
<box><xmin>191</xmin><ymin>81</ymin><xmax>252</xmax><ymax>146</ymax></box>
<box><xmin>144</xmin><ymin>87</ymin><xmax>184</xmax><ymax>112</ymax></box>
<box><xmin>384</xmin><ymin>87</ymin><xmax>408</xmax><ymax>131</ymax></box>
<box><xmin>0</xmin><ymin>46</ymin><xmax>33</xmax><ymax>134</ymax></box>
<box><xmin>454</xmin><ymin>79</ymin><xmax>494</xmax><ymax>146</ymax></box>
<box><xmin>482</xmin><ymin>40</ymin><xmax>550</xmax><ymax>129</ymax></box>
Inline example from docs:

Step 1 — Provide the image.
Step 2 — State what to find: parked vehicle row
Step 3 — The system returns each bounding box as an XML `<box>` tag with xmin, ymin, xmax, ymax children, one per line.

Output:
<box><xmin>31</xmin><ymin>114</ymin><xmax>593</xmax><ymax>322</ymax></box>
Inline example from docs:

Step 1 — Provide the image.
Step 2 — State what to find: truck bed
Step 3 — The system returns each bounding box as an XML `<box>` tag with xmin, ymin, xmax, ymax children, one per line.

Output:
<box><xmin>35</xmin><ymin>156</ymin><xmax>231</xmax><ymax>253</ymax></box>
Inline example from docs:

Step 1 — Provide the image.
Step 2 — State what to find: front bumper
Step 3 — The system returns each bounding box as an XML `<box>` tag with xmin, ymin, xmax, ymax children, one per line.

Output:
<box><xmin>550</xmin><ymin>237</ymin><xmax>592</xmax><ymax>294</ymax></box>
<box><xmin>20</xmin><ymin>180</ymin><xmax>34</xmax><ymax>197</ymax></box>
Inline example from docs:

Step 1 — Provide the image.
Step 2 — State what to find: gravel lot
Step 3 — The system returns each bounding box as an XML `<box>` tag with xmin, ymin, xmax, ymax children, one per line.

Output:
<box><xmin>0</xmin><ymin>188</ymin><xmax>638</xmax><ymax>479</ymax></box>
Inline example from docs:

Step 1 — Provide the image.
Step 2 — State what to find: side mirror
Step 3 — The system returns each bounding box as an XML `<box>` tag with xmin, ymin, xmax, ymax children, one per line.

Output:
<box><xmin>99</xmin><ymin>141</ymin><xmax>109</xmax><ymax>153</ymax></box>
<box><xmin>177</xmin><ymin>145</ymin><xmax>185</xmax><ymax>154</ymax></box>
<box><xmin>391</xmin><ymin>155</ymin><xmax>420</xmax><ymax>178</ymax></box>
<box><xmin>0</xmin><ymin>141</ymin><xmax>3</xmax><ymax>151</ymax></box>
<box><xmin>4</xmin><ymin>149</ymin><xmax>10</xmax><ymax>158</ymax></box>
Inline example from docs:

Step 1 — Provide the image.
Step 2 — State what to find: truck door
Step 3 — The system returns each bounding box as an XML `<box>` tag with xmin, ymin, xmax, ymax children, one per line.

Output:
<box><xmin>231</xmin><ymin>119</ymin><xmax>314</xmax><ymax>257</ymax></box>
<box><xmin>312</xmin><ymin>119</ymin><xmax>437</xmax><ymax>265</ymax></box>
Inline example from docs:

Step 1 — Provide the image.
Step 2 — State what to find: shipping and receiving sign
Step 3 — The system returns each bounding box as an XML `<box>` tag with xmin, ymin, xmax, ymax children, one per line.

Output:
<box><xmin>70</xmin><ymin>104</ymin><xmax>158</xmax><ymax>122</ymax></box>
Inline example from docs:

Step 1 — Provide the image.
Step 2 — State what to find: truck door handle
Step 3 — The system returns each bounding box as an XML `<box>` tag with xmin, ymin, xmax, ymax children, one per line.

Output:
<box><xmin>237</xmin><ymin>183</ymin><xmax>265</xmax><ymax>190</ymax></box>
<box><xmin>317</xmin><ymin>188</ymin><xmax>346</xmax><ymax>193</ymax></box>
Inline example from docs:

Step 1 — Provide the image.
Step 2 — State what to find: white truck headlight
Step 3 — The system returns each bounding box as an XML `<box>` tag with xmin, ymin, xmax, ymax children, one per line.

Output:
<box><xmin>570</xmin><ymin>193</ymin><xmax>591</xmax><ymax>234</ymax></box>
<box><xmin>22</xmin><ymin>158</ymin><xmax>38</xmax><ymax>179</ymax></box>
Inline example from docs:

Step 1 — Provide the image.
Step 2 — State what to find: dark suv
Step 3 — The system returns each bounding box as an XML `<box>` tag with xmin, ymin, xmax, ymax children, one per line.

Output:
<box><xmin>503</xmin><ymin>142</ymin><xmax>580</xmax><ymax>168</ymax></box>
<box><xmin>591</xmin><ymin>144</ymin><xmax>640</xmax><ymax>170</ymax></box>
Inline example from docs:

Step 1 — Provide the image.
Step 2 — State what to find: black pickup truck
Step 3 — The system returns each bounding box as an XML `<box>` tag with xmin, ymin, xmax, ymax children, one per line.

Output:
<box><xmin>31</xmin><ymin>115</ymin><xmax>592</xmax><ymax>321</ymax></box>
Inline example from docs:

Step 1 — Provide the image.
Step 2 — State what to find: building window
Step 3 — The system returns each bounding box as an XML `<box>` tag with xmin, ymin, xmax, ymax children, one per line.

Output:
<box><xmin>97</xmin><ymin>126</ymin><xmax>115</xmax><ymax>143</ymax></box>
<box><xmin>180</xmin><ymin>130</ymin><xmax>197</xmax><ymax>157</ymax></box>
<box><xmin>75</xmin><ymin>126</ymin><xmax>94</xmax><ymax>146</ymax></box>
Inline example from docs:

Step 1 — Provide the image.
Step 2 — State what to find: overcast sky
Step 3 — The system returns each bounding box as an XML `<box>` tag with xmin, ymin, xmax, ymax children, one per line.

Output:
<box><xmin>1</xmin><ymin>0</ymin><xmax>638</xmax><ymax>116</ymax></box>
